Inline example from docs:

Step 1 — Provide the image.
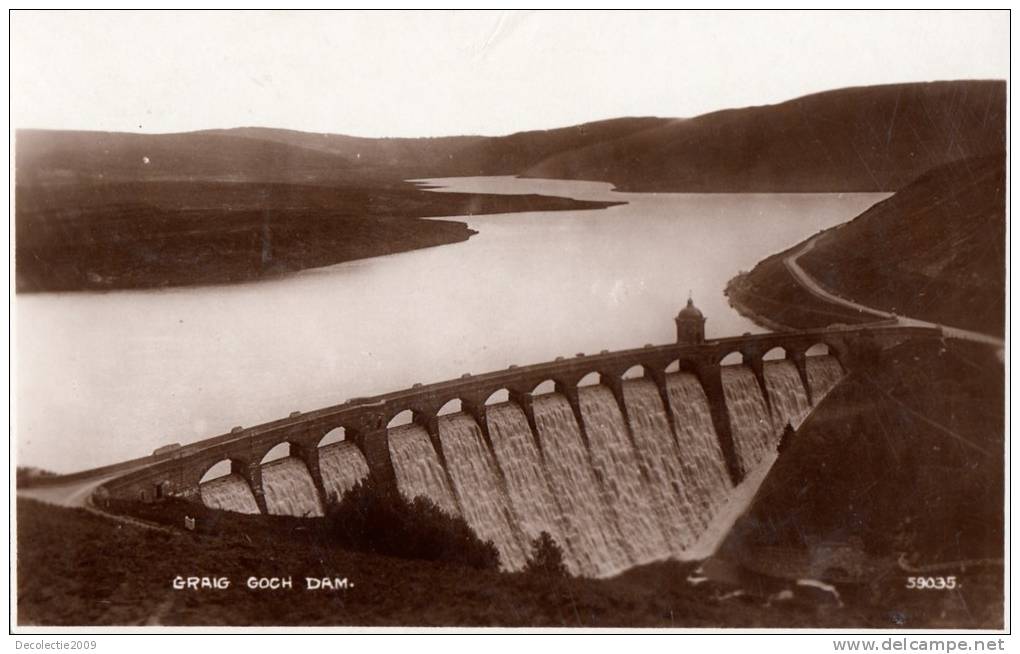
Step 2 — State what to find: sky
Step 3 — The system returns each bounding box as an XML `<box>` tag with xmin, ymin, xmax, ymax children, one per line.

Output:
<box><xmin>10</xmin><ymin>10</ymin><xmax>1009</xmax><ymax>138</ymax></box>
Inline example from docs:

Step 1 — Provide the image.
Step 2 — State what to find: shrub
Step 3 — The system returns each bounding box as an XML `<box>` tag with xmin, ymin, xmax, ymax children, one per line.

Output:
<box><xmin>523</xmin><ymin>531</ymin><xmax>569</xmax><ymax>577</ymax></box>
<box><xmin>327</xmin><ymin>476</ymin><xmax>500</xmax><ymax>571</ymax></box>
<box><xmin>16</xmin><ymin>467</ymin><xmax>57</xmax><ymax>487</ymax></box>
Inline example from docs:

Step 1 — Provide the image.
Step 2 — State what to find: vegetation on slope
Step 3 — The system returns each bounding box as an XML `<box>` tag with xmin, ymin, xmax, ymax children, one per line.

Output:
<box><xmin>18</xmin><ymin>82</ymin><xmax>1006</xmax><ymax>194</ymax></box>
<box><xmin>719</xmin><ymin>339</ymin><xmax>1003</xmax><ymax>628</ymax></box>
<box><xmin>326</xmin><ymin>477</ymin><xmax>501</xmax><ymax>571</ymax></box>
<box><xmin>728</xmin><ymin>154</ymin><xmax>1005</xmax><ymax>336</ymax></box>
<box><xmin>724</xmin><ymin>236</ymin><xmax>879</xmax><ymax>331</ymax></box>
<box><xmin>524</xmin><ymin>81</ymin><xmax>1005</xmax><ymax>192</ymax></box>
<box><xmin>798</xmin><ymin>154</ymin><xmax>1005</xmax><ymax>336</ymax></box>
<box><xmin>19</xmin><ymin>492</ymin><xmax>971</xmax><ymax>628</ymax></box>
<box><xmin>15</xmin><ymin>181</ymin><xmax>617</xmax><ymax>292</ymax></box>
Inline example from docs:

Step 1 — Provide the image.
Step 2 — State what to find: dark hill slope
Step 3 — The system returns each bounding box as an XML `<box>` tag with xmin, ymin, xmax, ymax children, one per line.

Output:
<box><xmin>201</xmin><ymin>126</ymin><xmax>486</xmax><ymax>177</ymax></box>
<box><xmin>15</xmin><ymin>129</ymin><xmax>371</xmax><ymax>186</ymax></box>
<box><xmin>799</xmin><ymin>154</ymin><xmax>1005</xmax><ymax>335</ymax></box>
<box><xmin>18</xmin><ymin>81</ymin><xmax>1004</xmax><ymax>192</ymax></box>
<box><xmin>525</xmin><ymin>81</ymin><xmax>1005</xmax><ymax>191</ymax></box>
<box><xmin>207</xmin><ymin>117</ymin><xmax>671</xmax><ymax>180</ymax></box>
<box><xmin>15</xmin><ymin>181</ymin><xmax>616</xmax><ymax>292</ymax></box>
<box><xmin>15</xmin><ymin>117</ymin><xmax>671</xmax><ymax>187</ymax></box>
<box><xmin>719</xmin><ymin>339</ymin><xmax>1003</xmax><ymax>628</ymax></box>
<box><xmin>437</xmin><ymin>116</ymin><xmax>670</xmax><ymax>178</ymax></box>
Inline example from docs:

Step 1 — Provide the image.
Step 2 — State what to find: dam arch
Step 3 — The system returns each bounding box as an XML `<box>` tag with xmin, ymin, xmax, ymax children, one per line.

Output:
<box><xmin>436</xmin><ymin>398</ymin><xmax>464</xmax><ymax>417</ymax></box>
<box><xmin>195</xmin><ymin>456</ymin><xmax>263</xmax><ymax>515</ymax></box>
<box><xmin>258</xmin><ymin>442</ymin><xmax>293</xmax><ymax>465</ymax></box>
<box><xmin>664</xmin><ymin>356</ymin><xmax>702</xmax><ymax>376</ymax></box>
<box><xmin>386</xmin><ymin>408</ymin><xmax>428</xmax><ymax>429</ymax></box>
<box><xmin>318</xmin><ymin>427</ymin><xmax>346</xmax><ymax>448</ymax></box>
<box><xmin>621</xmin><ymin>364</ymin><xmax>648</xmax><ymax>379</ymax></box>
<box><xmin>719</xmin><ymin>350</ymin><xmax>745</xmax><ymax>366</ymax></box>
<box><xmin>483</xmin><ymin>388</ymin><xmax>511</xmax><ymax>405</ymax></box>
<box><xmin>199</xmin><ymin>459</ymin><xmax>237</xmax><ymax>484</ymax></box>
<box><xmin>806</xmin><ymin>343</ymin><xmax>831</xmax><ymax>357</ymax></box>
<box><xmin>531</xmin><ymin>379</ymin><xmax>558</xmax><ymax>395</ymax></box>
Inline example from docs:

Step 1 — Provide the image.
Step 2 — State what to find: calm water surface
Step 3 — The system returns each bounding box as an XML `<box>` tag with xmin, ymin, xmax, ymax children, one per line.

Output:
<box><xmin>16</xmin><ymin>176</ymin><xmax>886</xmax><ymax>472</ymax></box>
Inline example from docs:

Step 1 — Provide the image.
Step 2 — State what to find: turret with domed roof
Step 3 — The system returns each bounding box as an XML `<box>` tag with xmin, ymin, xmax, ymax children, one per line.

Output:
<box><xmin>675</xmin><ymin>295</ymin><xmax>706</xmax><ymax>344</ymax></box>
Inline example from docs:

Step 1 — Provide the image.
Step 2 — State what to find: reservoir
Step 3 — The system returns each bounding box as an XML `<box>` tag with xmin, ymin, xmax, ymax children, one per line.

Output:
<box><xmin>15</xmin><ymin>177</ymin><xmax>887</xmax><ymax>472</ymax></box>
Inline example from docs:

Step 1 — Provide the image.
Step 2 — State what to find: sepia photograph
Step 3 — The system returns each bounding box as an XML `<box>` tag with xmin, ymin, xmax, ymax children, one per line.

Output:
<box><xmin>10</xmin><ymin>9</ymin><xmax>1009</xmax><ymax>634</ymax></box>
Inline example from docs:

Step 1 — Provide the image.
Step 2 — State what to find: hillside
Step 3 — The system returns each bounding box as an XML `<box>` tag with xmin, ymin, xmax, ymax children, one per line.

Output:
<box><xmin>17</xmin><ymin>118</ymin><xmax>671</xmax><ymax>188</ymax></box>
<box><xmin>18</xmin><ymin>81</ymin><xmax>1004</xmax><ymax>193</ymax></box>
<box><xmin>17</xmin><ymin>487</ymin><xmax>987</xmax><ymax>628</ymax></box>
<box><xmin>204</xmin><ymin>120</ymin><xmax>668</xmax><ymax>180</ymax></box>
<box><xmin>727</xmin><ymin>154</ymin><xmax>1005</xmax><ymax>337</ymax></box>
<box><xmin>719</xmin><ymin>339</ymin><xmax>1003</xmax><ymax>629</ymax></box>
<box><xmin>17</xmin><ymin>129</ymin><xmax>368</xmax><ymax>187</ymax></box>
<box><xmin>524</xmin><ymin>81</ymin><xmax>1005</xmax><ymax>192</ymax></box>
<box><xmin>798</xmin><ymin>154</ymin><xmax>1005</xmax><ymax>336</ymax></box>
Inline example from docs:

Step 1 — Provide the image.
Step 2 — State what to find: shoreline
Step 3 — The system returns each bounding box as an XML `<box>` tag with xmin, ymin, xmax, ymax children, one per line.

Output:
<box><xmin>16</xmin><ymin>188</ymin><xmax>618</xmax><ymax>294</ymax></box>
<box><xmin>722</xmin><ymin>276</ymin><xmax>797</xmax><ymax>333</ymax></box>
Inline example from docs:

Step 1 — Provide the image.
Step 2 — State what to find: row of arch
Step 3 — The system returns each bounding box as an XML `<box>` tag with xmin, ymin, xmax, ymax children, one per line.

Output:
<box><xmin>718</xmin><ymin>342</ymin><xmax>832</xmax><ymax>366</ymax></box>
<box><xmin>197</xmin><ymin>343</ymin><xmax>834</xmax><ymax>485</ymax></box>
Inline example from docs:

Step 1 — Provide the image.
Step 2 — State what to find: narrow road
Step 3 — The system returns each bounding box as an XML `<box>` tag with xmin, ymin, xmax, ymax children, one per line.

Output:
<box><xmin>18</xmin><ymin>473</ymin><xmax>122</xmax><ymax>508</ymax></box>
<box><xmin>18</xmin><ymin>464</ymin><xmax>174</xmax><ymax>532</ymax></box>
<box><xmin>785</xmin><ymin>235</ymin><xmax>1005</xmax><ymax>349</ymax></box>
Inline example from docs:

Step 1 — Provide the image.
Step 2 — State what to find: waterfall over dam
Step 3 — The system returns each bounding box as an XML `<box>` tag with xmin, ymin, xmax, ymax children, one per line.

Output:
<box><xmin>196</xmin><ymin>355</ymin><xmax>845</xmax><ymax>577</ymax></box>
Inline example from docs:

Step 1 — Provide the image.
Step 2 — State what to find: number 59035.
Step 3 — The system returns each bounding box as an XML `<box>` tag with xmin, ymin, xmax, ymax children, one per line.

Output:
<box><xmin>906</xmin><ymin>576</ymin><xmax>957</xmax><ymax>590</ymax></box>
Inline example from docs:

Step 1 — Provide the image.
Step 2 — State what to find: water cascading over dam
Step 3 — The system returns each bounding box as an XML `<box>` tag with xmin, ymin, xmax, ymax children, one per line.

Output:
<box><xmin>721</xmin><ymin>365</ymin><xmax>775</xmax><ymax>473</ymax></box>
<box><xmin>533</xmin><ymin>393</ymin><xmax>633</xmax><ymax>576</ymax></box>
<box><xmin>764</xmin><ymin>360</ymin><xmax>813</xmax><ymax>433</ymax></box>
<box><xmin>318</xmin><ymin>442</ymin><xmax>370</xmax><ymax>505</ymax></box>
<box><xmin>664</xmin><ymin>374</ymin><xmax>732</xmax><ymax>522</ymax></box>
<box><xmin>200</xmin><ymin>474</ymin><xmax>261</xmax><ymax>514</ymax></box>
<box><xmin>195</xmin><ymin>355</ymin><xmax>845</xmax><ymax>577</ymax></box>
<box><xmin>807</xmin><ymin>356</ymin><xmax>844</xmax><ymax>401</ymax></box>
<box><xmin>621</xmin><ymin>381</ymin><xmax>703</xmax><ymax>553</ymax></box>
<box><xmin>580</xmin><ymin>385</ymin><xmax>671</xmax><ymax>565</ymax></box>
<box><xmin>388</xmin><ymin>424</ymin><xmax>460</xmax><ymax>516</ymax></box>
<box><xmin>439</xmin><ymin>413</ymin><xmax>530</xmax><ymax>570</ymax></box>
<box><xmin>261</xmin><ymin>457</ymin><xmax>324</xmax><ymax>518</ymax></box>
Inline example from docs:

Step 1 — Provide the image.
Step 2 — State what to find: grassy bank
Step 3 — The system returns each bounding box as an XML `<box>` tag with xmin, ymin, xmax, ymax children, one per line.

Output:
<box><xmin>728</xmin><ymin>155</ymin><xmax>1005</xmax><ymax>337</ymax></box>
<box><xmin>17</xmin><ymin>491</ymin><xmax>954</xmax><ymax>629</ymax></box>
<box><xmin>16</xmin><ymin>181</ymin><xmax>619</xmax><ymax>292</ymax></box>
<box><xmin>798</xmin><ymin>155</ymin><xmax>1005</xmax><ymax>337</ymax></box>
<box><xmin>724</xmin><ymin>235</ymin><xmax>878</xmax><ymax>331</ymax></box>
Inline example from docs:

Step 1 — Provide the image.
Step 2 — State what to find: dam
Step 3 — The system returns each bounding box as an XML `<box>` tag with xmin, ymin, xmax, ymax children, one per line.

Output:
<box><xmin>92</xmin><ymin>304</ymin><xmax>941</xmax><ymax>578</ymax></box>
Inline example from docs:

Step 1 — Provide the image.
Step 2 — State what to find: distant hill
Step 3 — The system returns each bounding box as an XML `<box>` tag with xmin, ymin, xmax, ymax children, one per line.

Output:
<box><xmin>15</xmin><ymin>80</ymin><xmax>1006</xmax><ymax>292</ymax></box>
<box><xmin>798</xmin><ymin>154</ymin><xmax>1005</xmax><ymax>336</ymax></box>
<box><xmin>523</xmin><ymin>81</ymin><xmax>1006</xmax><ymax>191</ymax></box>
<box><xmin>183</xmin><ymin>117</ymin><xmax>672</xmax><ymax>181</ymax></box>
<box><xmin>16</xmin><ymin>129</ymin><xmax>366</xmax><ymax>186</ymax></box>
<box><xmin>199</xmin><ymin>127</ymin><xmax>486</xmax><ymax>178</ymax></box>
<box><xmin>19</xmin><ymin>80</ymin><xmax>1004</xmax><ymax>192</ymax></box>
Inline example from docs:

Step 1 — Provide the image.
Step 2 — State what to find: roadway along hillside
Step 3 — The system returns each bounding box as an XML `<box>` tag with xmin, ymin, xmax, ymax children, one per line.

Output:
<box><xmin>784</xmin><ymin>234</ymin><xmax>1004</xmax><ymax>350</ymax></box>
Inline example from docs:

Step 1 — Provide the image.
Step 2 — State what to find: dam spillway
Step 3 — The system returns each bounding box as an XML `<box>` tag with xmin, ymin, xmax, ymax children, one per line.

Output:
<box><xmin>200</xmin><ymin>473</ymin><xmax>261</xmax><ymax>514</ymax></box>
<box><xmin>195</xmin><ymin>355</ymin><xmax>845</xmax><ymax>577</ymax></box>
